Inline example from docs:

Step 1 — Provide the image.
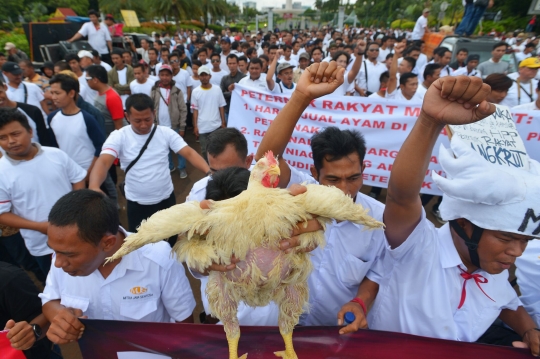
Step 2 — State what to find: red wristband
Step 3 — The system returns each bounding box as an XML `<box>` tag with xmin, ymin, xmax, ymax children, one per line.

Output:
<box><xmin>350</xmin><ymin>298</ymin><xmax>367</xmax><ymax>316</ymax></box>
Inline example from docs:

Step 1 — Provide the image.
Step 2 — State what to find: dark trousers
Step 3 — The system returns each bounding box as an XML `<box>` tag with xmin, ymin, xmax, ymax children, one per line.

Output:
<box><xmin>34</xmin><ymin>254</ymin><xmax>52</xmax><ymax>277</ymax></box>
<box><xmin>126</xmin><ymin>192</ymin><xmax>177</xmax><ymax>246</ymax></box>
<box><xmin>476</xmin><ymin>319</ymin><xmax>521</xmax><ymax>346</ymax></box>
<box><xmin>1</xmin><ymin>232</ymin><xmax>47</xmax><ymax>283</ymax></box>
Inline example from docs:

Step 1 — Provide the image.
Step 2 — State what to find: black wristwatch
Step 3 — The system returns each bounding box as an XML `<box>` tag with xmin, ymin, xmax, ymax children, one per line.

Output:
<box><xmin>31</xmin><ymin>324</ymin><xmax>42</xmax><ymax>342</ymax></box>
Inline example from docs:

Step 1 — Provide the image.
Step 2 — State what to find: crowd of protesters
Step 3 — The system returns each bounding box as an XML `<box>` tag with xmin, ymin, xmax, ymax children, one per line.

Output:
<box><xmin>2</xmin><ymin>8</ymin><xmax>540</xmax><ymax>358</ymax></box>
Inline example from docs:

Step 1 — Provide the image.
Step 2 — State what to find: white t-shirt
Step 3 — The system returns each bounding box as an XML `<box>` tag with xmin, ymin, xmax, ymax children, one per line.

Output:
<box><xmin>209</xmin><ymin>69</ymin><xmax>229</xmax><ymax>87</ymax></box>
<box><xmin>158</xmin><ymin>88</ymin><xmax>172</xmax><ymax>128</ymax></box>
<box><xmin>451</xmin><ymin>66</ymin><xmax>482</xmax><ymax>78</ymax></box>
<box><xmin>188</xmin><ymin>76</ymin><xmax>201</xmax><ymax>91</ymax></box>
<box><xmin>415</xmin><ymin>83</ymin><xmax>428</xmax><ymax>100</ymax></box>
<box><xmin>40</xmin><ymin>237</ymin><xmax>196</xmax><ymax>323</ymax></box>
<box><xmin>367</xmin><ymin>213</ymin><xmax>521</xmax><ymax>341</ymax></box>
<box><xmin>368</xmin><ymin>92</ymin><xmax>386</xmax><ymax>99</ymax></box>
<box><xmin>129</xmin><ymin>78</ymin><xmax>156</xmax><ymax>96</ymax></box>
<box><xmin>512</xmin><ymin>101</ymin><xmax>540</xmax><ymax>111</ymax></box>
<box><xmin>173</xmin><ymin>69</ymin><xmax>191</xmax><ymax>103</ymax></box>
<box><xmin>411</xmin><ymin>15</ymin><xmax>428</xmax><ymax>40</ymax></box>
<box><xmin>78</xmin><ymin>72</ymin><xmax>98</xmax><ymax>105</ymax></box>
<box><xmin>516</xmin><ymin>239</ymin><xmax>540</xmax><ymax>327</ymax></box>
<box><xmin>49</xmin><ymin>111</ymin><xmax>100</xmax><ymax>170</ymax></box>
<box><xmin>238</xmin><ymin>75</ymin><xmax>268</xmax><ymax>91</ymax></box>
<box><xmin>6</xmin><ymin>82</ymin><xmax>45</xmax><ymax>117</ymax></box>
<box><xmin>78</xmin><ymin>22</ymin><xmax>112</xmax><ymax>55</ymax></box>
<box><xmin>101</xmin><ymin>125</ymin><xmax>187</xmax><ymax>204</ymax></box>
<box><xmin>500</xmin><ymin>72</ymin><xmax>539</xmax><ymax>108</ymax></box>
<box><xmin>385</xmin><ymin>88</ymin><xmax>423</xmax><ymax>102</ymax></box>
<box><xmin>116</xmin><ymin>67</ymin><xmax>129</xmax><ymax>107</ymax></box>
<box><xmin>99</xmin><ymin>61</ymin><xmax>112</xmax><ymax>72</ymax></box>
<box><xmin>191</xmin><ymin>85</ymin><xmax>226</xmax><ymax>134</ymax></box>
<box><xmin>278</xmin><ymin>57</ymin><xmax>299</xmax><ymax>68</ymax></box>
<box><xmin>270</xmin><ymin>82</ymin><xmax>296</xmax><ymax>95</ymax></box>
<box><xmin>0</xmin><ymin>145</ymin><xmax>86</xmax><ymax>256</ymax></box>
<box><xmin>334</xmin><ymin>70</ymin><xmax>355</xmax><ymax>96</ymax></box>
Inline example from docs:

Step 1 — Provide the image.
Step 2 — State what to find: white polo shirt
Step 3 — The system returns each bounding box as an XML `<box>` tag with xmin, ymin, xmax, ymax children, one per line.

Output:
<box><xmin>357</xmin><ymin>60</ymin><xmax>388</xmax><ymax>94</ymax></box>
<box><xmin>129</xmin><ymin>78</ymin><xmax>156</xmax><ymax>97</ymax></box>
<box><xmin>385</xmin><ymin>88</ymin><xmax>424</xmax><ymax>102</ymax></box>
<box><xmin>270</xmin><ymin>82</ymin><xmax>296</xmax><ymax>95</ymax></box>
<box><xmin>78</xmin><ymin>22</ymin><xmax>112</xmax><ymax>55</ymax></box>
<box><xmin>39</xmin><ymin>237</ymin><xmax>196</xmax><ymax>323</ymax></box>
<box><xmin>512</xmin><ymin>101</ymin><xmax>540</xmax><ymax>111</ymax></box>
<box><xmin>190</xmin><ymin>85</ymin><xmax>226</xmax><ymax>134</ymax></box>
<box><xmin>366</xmin><ymin>214</ymin><xmax>521</xmax><ymax>342</ymax></box>
<box><xmin>101</xmin><ymin>125</ymin><xmax>187</xmax><ymax>205</ymax></box>
<box><xmin>238</xmin><ymin>75</ymin><xmax>268</xmax><ymax>91</ymax></box>
<box><xmin>0</xmin><ymin>145</ymin><xmax>86</xmax><ymax>256</ymax></box>
<box><xmin>516</xmin><ymin>239</ymin><xmax>540</xmax><ymax>327</ymax></box>
<box><xmin>415</xmin><ymin>83</ymin><xmax>428</xmax><ymax>100</ymax></box>
<box><xmin>6</xmin><ymin>82</ymin><xmax>45</xmax><ymax>117</ymax></box>
<box><xmin>451</xmin><ymin>66</ymin><xmax>482</xmax><ymax>78</ymax></box>
<box><xmin>500</xmin><ymin>72</ymin><xmax>539</xmax><ymax>108</ymax></box>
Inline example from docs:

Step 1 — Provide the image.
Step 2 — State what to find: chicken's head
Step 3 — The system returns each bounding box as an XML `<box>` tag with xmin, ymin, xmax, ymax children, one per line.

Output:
<box><xmin>251</xmin><ymin>151</ymin><xmax>280</xmax><ymax>188</ymax></box>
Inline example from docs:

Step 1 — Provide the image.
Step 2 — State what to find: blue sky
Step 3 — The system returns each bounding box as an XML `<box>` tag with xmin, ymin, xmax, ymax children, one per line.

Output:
<box><xmin>234</xmin><ymin>0</ymin><xmax>315</xmax><ymax>10</ymax></box>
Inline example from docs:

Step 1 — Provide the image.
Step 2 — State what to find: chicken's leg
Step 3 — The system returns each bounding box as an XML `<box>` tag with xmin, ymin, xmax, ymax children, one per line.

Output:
<box><xmin>206</xmin><ymin>272</ymin><xmax>246</xmax><ymax>359</ymax></box>
<box><xmin>274</xmin><ymin>282</ymin><xmax>308</xmax><ymax>359</ymax></box>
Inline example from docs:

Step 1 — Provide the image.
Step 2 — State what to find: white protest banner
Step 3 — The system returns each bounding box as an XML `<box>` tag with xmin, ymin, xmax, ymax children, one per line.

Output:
<box><xmin>511</xmin><ymin>110</ymin><xmax>540</xmax><ymax>166</ymax></box>
<box><xmin>228</xmin><ymin>84</ymin><xmax>448</xmax><ymax>195</ymax></box>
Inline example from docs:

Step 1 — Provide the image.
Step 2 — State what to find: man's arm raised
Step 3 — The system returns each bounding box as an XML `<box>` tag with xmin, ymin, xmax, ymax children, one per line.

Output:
<box><xmin>255</xmin><ymin>61</ymin><xmax>345</xmax><ymax>188</ymax></box>
<box><xmin>384</xmin><ymin>76</ymin><xmax>495</xmax><ymax>249</ymax></box>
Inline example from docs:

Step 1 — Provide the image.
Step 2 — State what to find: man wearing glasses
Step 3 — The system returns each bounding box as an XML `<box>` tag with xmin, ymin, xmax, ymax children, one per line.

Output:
<box><xmin>356</xmin><ymin>42</ymin><xmax>387</xmax><ymax>96</ymax></box>
<box><xmin>209</xmin><ymin>53</ymin><xmax>229</xmax><ymax>87</ymax></box>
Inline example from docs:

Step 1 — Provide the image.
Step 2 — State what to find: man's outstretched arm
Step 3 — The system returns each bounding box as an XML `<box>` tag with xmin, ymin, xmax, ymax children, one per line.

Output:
<box><xmin>255</xmin><ymin>61</ymin><xmax>345</xmax><ymax>188</ymax></box>
<box><xmin>384</xmin><ymin>76</ymin><xmax>495</xmax><ymax>249</ymax></box>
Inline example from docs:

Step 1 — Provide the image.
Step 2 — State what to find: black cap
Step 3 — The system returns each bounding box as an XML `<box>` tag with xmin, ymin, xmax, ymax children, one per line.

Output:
<box><xmin>1</xmin><ymin>62</ymin><xmax>22</xmax><ymax>75</ymax></box>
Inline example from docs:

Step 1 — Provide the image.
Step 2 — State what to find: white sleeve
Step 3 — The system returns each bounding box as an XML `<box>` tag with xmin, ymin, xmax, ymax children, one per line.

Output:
<box><xmin>62</xmin><ymin>152</ymin><xmax>87</xmax><ymax>183</ymax></box>
<box><xmin>385</xmin><ymin>89</ymin><xmax>398</xmax><ymax>99</ymax></box>
<box><xmin>101</xmin><ymin>130</ymin><xmax>122</xmax><ymax>158</ymax></box>
<box><xmin>164</xmin><ymin>127</ymin><xmax>188</xmax><ymax>153</ymax></box>
<box><xmin>78</xmin><ymin>23</ymin><xmax>89</xmax><ymax>37</ymax></box>
<box><xmin>287</xmin><ymin>164</ymin><xmax>317</xmax><ymax>187</ymax></box>
<box><xmin>29</xmin><ymin>83</ymin><xmax>44</xmax><ymax>102</ymax></box>
<box><xmin>0</xmin><ymin>176</ymin><xmax>12</xmax><ymax>215</ymax></box>
<box><xmin>357</xmin><ymin>63</ymin><xmax>367</xmax><ymax>90</ymax></box>
<box><xmin>104</xmin><ymin>28</ymin><xmax>112</xmax><ymax>41</ymax></box>
<box><xmin>191</xmin><ymin>90</ymin><xmax>199</xmax><ymax>110</ymax></box>
<box><xmin>160</xmin><ymin>259</ymin><xmax>197</xmax><ymax>321</ymax></box>
<box><xmin>39</xmin><ymin>259</ymin><xmax>62</xmax><ymax>305</ymax></box>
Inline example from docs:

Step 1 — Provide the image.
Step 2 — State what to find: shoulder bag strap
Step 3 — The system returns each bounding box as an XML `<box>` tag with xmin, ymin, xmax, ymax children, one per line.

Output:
<box><xmin>124</xmin><ymin>124</ymin><xmax>158</xmax><ymax>176</ymax></box>
<box><xmin>23</xmin><ymin>83</ymin><xmax>28</xmax><ymax>104</ymax></box>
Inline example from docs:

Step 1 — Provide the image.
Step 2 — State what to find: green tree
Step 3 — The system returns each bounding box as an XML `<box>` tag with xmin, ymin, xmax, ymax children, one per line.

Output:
<box><xmin>243</xmin><ymin>6</ymin><xmax>260</xmax><ymax>23</ymax></box>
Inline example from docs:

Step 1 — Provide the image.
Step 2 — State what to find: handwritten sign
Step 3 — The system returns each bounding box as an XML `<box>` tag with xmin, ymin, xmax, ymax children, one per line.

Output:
<box><xmin>447</xmin><ymin>105</ymin><xmax>530</xmax><ymax>170</ymax></box>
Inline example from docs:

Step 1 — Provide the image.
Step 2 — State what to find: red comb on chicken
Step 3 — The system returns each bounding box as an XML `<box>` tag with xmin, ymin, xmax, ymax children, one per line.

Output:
<box><xmin>260</xmin><ymin>151</ymin><xmax>280</xmax><ymax>188</ymax></box>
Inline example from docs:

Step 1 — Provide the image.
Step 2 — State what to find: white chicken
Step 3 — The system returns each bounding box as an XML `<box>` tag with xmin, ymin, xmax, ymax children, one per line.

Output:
<box><xmin>108</xmin><ymin>151</ymin><xmax>384</xmax><ymax>359</ymax></box>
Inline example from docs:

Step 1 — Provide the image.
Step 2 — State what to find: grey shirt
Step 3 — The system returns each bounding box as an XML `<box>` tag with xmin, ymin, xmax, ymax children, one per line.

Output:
<box><xmin>477</xmin><ymin>60</ymin><xmax>510</xmax><ymax>79</ymax></box>
<box><xmin>220</xmin><ymin>71</ymin><xmax>246</xmax><ymax>113</ymax></box>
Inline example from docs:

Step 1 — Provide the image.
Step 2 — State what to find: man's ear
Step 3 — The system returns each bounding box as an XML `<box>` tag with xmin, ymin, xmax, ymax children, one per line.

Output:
<box><xmin>101</xmin><ymin>234</ymin><xmax>118</xmax><ymax>252</ymax></box>
<box><xmin>245</xmin><ymin>154</ymin><xmax>254</xmax><ymax>168</ymax></box>
<box><xmin>309</xmin><ymin>165</ymin><xmax>319</xmax><ymax>181</ymax></box>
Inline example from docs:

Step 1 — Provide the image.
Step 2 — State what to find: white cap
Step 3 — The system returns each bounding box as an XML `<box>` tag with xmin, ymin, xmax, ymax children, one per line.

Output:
<box><xmin>198</xmin><ymin>65</ymin><xmax>211</xmax><ymax>75</ymax></box>
<box><xmin>78</xmin><ymin>50</ymin><xmax>93</xmax><ymax>59</ymax></box>
<box><xmin>433</xmin><ymin>137</ymin><xmax>540</xmax><ymax>237</ymax></box>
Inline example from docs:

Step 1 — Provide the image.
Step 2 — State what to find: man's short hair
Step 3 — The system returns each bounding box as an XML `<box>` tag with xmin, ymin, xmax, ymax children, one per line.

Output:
<box><xmin>64</xmin><ymin>54</ymin><xmax>80</xmax><ymax>63</ymax></box>
<box><xmin>86</xmin><ymin>65</ymin><xmax>108</xmax><ymax>84</ymax></box>
<box><xmin>122</xmin><ymin>49</ymin><xmax>131</xmax><ymax>56</ymax></box>
<box><xmin>483</xmin><ymin>73</ymin><xmax>513</xmax><ymax>92</ymax></box>
<box><xmin>111</xmin><ymin>48</ymin><xmax>124</xmax><ymax>57</ymax></box>
<box><xmin>126</xmin><ymin>93</ymin><xmax>155</xmax><ymax>114</ymax></box>
<box><xmin>19</xmin><ymin>59</ymin><xmax>33</xmax><ymax>67</ymax></box>
<box><xmin>169</xmin><ymin>51</ymin><xmax>180</xmax><ymax>60</ymax></box>
<box><xmin>399</xmin><ymin>72</ymin><xmax>418</xmax><ymax>86</ymax></box>
<box><xmin>49</xmin><ymin>189</ymin><xmax>119</xmax><ymax>246</ymax></box>
<box><xmin>386</xmin><ymin>53</ymin><xmax>394</xmax><ymax>60</ymax></box>
<box><xmin>49</xmin><ymin>74</ymin><xmax>80</xmax><ymax>95</ymax></box>
<box><xmin>457</xmin><ymin>47</ymin><xmax>469</xmax><ymax>54</ymax></box>
<box><xmin>132</xmin><ymin>63</ymin><xmax>146</xmax><ymax>71</ymax></box>
<box><xmin>227</xmin><ymin>54</ymin><xmax>239</xmax><ymax>62</ymax></box>
<box><xmin>311</xmin><ymin>127</ymin><xmax>366</xmax><ymax>174</ymax></box>
<box><xmin>54</xmin><ymin>61</ymin><xmax>70</xmax><ymax>71</ymax></box>
<box><xmin>424</xmin><ymin>63</ymin><xmax>442</xmax><ymax>79</ymax></box>
<box><xmin>0</xmin><ymin>107</ymin><xmax>31</xmax><ymax>132</ymax></box>
<box><xmin>379</xmin><ymin>71</ymin><xmax>390</xmax><ymax>83</ymax></box>
<box><xmin>249</xmin><ymin>58</ymin><xmax>263</xmax><ymax>68</ymax></box>
<box><xmin>87</xmin><ymin>9</ymin><xmax>100</xmax><ymax>17</ymax></box>
<box><xmin>402</xmin><ymin>56</ymin><xmax>417</xmax><ymax>70</ymax></box>
<box><xmin>268</xmin><ymin>45</ymin><xmax>279</xmax><ymax>51</ymax></box>
<box><xmin>148</xmin><ymin>48</ymin><xmax>158</xmax><ymax>56</ymax></box>
<box><xmin>205</xmin><ymin>167</ymin><xmax>250</xmax><ymax>201</ymax></box>
<box><xmin>210</xmin><ymin>52</ymin><xmax>220</xmax><ymax>60</ymax></box>
<box><xmin>493</xmin><ymin>42</ymin><xmax>508</xmax><ymax>51</ymax></box>
<box><xmin>206</xmin><ymin>127</ymin><xmax>248</xmax><ymax>159</ymax></box>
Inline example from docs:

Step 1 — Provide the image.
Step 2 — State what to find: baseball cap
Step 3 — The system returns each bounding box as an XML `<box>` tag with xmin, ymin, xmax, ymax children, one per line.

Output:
<box><xmin>4</xmin><ymin>42</ymin><xmax>15</xmax><ymax>51</ymax></box>
<box><xmin>276</xmin><ymin>62</ymin><xmax>295</xmax><ymax>74</ymax></box>
<box><xmin>1</xmin><ymin>62</ymin><xmax>22</xmax><ymax>75</ymax></box>
<box><xmin>78</xmin><ymin>50</ymin><xmax>93</xmax><ymax>59</ymax></box>
<box><xmin>299</xmin><ymin>52</ymin><xmax>310</xmax><ymax>61</ymax></box>
<box><xmin>198</xmin><ymin>65</ymin><xmax>211</xmax><ymax>75</ymax></box>
<box><xmin>423</xmin><ymin>8</ymin><xmax>430</xmax><ymax>13</ymax></box>
<box><xmin>221</xmin><ymin>37</ymin><xmax>231</xmax><ymax>44</ymax></box>
<box><xmin>159</xmin><ymin>64</ymin><xmax>173</xmax><ymax>73</ymax></box>
<box><xmin>105</xmin><ymin>14</ymin><xmax>114</xmax><ymax>20</ymax></box>
<box><xmin>519</xmin><ymin>57</ymin><xmax>540</xmax><ymax>68</ymax></box>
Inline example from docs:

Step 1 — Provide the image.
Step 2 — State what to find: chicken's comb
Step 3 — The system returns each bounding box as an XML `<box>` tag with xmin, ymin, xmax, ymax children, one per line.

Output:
<box><xmin>265</xmin><ymin>151</ymin><xmax>278</xmax><ymax>166</ymax></box>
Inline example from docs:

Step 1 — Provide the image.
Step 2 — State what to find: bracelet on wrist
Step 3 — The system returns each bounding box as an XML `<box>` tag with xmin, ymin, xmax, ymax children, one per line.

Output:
<box><xmin>350</xmin><ymin>297</ymin><xmax>367</xmax><ymax>316</ymax></box>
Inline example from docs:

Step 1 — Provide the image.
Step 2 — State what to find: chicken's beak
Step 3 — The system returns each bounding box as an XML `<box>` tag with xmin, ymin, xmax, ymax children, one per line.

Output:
<box><xmin>267</xmin><ymin>164</ymin><xmax>280</xmax><ymax>176</ymax></box>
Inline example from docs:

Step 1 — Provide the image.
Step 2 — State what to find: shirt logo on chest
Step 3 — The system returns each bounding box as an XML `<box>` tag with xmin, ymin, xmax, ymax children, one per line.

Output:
<box><xmin>130</xmin><ymin>286</ymin><xmax>148</xmax><ymax>295</ymax></box>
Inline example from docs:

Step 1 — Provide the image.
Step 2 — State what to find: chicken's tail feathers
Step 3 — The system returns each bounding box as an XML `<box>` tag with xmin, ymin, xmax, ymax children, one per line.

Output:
<box><xmin>106</xmin><ymin>202</ymin><xmax>206</xmax><ymax>263</ymax></box>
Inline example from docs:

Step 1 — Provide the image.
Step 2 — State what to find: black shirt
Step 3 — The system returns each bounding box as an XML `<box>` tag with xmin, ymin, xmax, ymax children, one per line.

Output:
<box><xmin>0</xmin><ymin>262</ymin><xmax>51</xmax><ymax>359</ymax></box>
<box><xmin>16</xmin><ymin>103</ymin><xmax>53</xmax><ymax>147</ymax></box>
